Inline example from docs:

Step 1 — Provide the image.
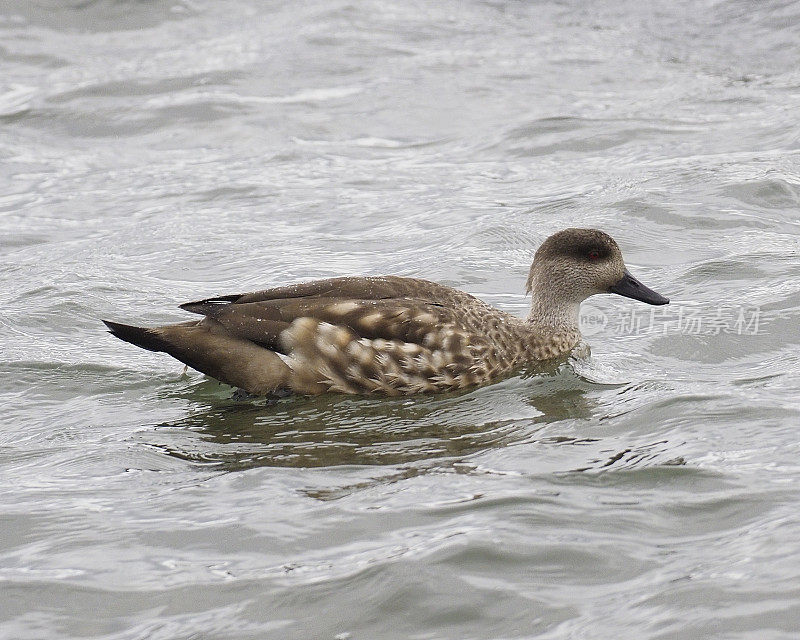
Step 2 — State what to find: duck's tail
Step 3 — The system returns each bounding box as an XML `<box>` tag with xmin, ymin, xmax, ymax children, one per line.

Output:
<box><xmin>102</xmin><ymin>320</ymin><xmax>171</xmax><ymax>353</ymax></box>
<box><xmin>102</xmin><ymin>319</ymin><xmax>291</xmax><ymax>395</ymax></box>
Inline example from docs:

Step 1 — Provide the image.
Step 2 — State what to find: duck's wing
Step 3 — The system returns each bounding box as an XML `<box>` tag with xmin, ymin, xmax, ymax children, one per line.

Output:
<box><xmin>180</xmin><ymin>276</ymin><xmax>486</xmax><ymax>353</ymax></box>
<box><xmin>186</xmin><ymin>275</ymin><xmax>468</xmax><ymax>306</ymax></box>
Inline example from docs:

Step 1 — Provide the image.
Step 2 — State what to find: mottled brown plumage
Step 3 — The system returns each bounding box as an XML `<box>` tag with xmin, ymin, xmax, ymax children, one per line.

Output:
<box><xmin>103</xmin><ymin>229</ymin><xmax>669</xmax><ymax>396</ymax></box>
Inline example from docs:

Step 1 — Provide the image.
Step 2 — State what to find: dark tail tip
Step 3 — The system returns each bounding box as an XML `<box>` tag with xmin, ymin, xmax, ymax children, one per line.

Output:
<box><xmin>102</xmin><ymin>320</ymin><xmax>167</xmax><ymax>353</ymax></box>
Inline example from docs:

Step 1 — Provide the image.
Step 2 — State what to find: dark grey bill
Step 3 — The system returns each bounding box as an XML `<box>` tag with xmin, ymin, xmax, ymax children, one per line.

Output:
<box><xmin>609</xmin><ymin>269</ymin><xmax>669</xmax><ymax>305</ymax></box>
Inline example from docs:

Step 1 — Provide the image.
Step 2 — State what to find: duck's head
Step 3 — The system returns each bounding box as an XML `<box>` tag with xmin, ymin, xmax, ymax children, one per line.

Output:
<box><xmin>526</xmin><ymin>228</ymin><xmax>669</xmax><ymax>314</ymax></box>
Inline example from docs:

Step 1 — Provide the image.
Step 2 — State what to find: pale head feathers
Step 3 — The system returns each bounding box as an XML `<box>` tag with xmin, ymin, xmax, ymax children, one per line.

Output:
<box><xmin>526</xmin><ymin>228</ymin><xmax>626</xmax><ymax>301</ymax></box>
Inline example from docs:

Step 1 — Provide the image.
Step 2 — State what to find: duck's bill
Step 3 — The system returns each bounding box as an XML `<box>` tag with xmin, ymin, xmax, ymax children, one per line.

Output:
<box><xmin>609</xmin><ymin>269</ymin><xmax>669</xmax><ymax>305</ymax></box>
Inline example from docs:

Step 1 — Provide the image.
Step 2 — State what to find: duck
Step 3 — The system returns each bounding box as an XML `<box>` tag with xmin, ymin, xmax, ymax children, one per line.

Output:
<box><xmin>103</xmin><ymin>228</ymin><xmax>668</xmax><ymax>397</ymax></box>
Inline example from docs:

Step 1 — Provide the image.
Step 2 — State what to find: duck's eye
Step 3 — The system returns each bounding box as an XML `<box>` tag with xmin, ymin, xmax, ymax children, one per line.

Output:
<box><xmin>587</xmin><ymin>249</ymin><xmax>600</xmax><ymax>260</ymax></box>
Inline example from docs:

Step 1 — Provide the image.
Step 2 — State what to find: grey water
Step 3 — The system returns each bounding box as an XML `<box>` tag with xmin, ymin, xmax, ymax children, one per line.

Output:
<box><xmin>2</xmin><ymin>1</ymin><xmax>800</xmax><ymax>638</ymax></box>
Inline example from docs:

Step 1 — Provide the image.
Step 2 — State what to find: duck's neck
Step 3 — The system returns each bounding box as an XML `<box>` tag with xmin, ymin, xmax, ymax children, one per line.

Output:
<box><xmin>526</xmin><ymin>291</ymin><xmax>582</xmax><ymax>336</ymax></box>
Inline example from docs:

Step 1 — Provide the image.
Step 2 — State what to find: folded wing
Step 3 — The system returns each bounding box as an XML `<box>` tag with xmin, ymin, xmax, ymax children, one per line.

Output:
<box><xmin>179</xmin><ymin>275</ymin><xmax>481</xmax><ymax>353</ymax></box>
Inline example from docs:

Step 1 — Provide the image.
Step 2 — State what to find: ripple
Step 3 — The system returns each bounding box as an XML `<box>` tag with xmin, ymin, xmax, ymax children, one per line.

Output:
<box><xmin>3</xmin><ymin>1</ymin><xmax>800</xmax><ymax>638</ymax></box>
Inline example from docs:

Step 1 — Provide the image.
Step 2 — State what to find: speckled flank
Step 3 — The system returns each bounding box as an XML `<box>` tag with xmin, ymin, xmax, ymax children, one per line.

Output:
<box><xmin>104</xmin><ymin>229</ymin><xmax>666</xmax><ymax>396</ymax></box>
<box><xmin>249</xmin><ymin>277</ymin><xmax>585</xmax><ymax>396</ymax></box>
<box><xmin>280</xmin><ymin>311</ymin><xmax>580</xmax><ymax>396</ymax></box>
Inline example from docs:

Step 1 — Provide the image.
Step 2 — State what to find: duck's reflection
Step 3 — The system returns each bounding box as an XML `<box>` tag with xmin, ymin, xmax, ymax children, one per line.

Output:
<box><xmin>519</xmin><ymin>364</ymin><xmax>599</xmax><ymax>423</ymax></box>
<box><xmin>150</xmin><ymin>390</ymin><xmax>522</xmax><ymax>470</ymax></box>
<box><xmin>146</xmin><ymin>367</ymin><xmax>680</xmax><ymax>473</ymax></box>
<box><xmin>144</xmin><ymin>365</ymin><xmax>600</xmax><ymax>470</ymax></box>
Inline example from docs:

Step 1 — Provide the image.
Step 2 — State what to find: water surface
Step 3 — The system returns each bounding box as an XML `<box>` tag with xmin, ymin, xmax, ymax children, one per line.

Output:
<box><xmin>2</xmin><ymin>1</ymin><xmax>800</xmax><ymax>638</ymax></box>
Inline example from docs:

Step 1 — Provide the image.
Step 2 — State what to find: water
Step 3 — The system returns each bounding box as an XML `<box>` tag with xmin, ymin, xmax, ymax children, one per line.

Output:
<box><xmin>2</xmin><ymin>0</ymin><xmax>800</xmax><ymax>638</ymax></box>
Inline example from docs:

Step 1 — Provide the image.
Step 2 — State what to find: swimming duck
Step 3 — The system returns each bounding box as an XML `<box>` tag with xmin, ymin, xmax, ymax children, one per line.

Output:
<box><xmin>103</xmin><ymin>228</ymin><xmax>668</xmax><ymax>396</ymax></box>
